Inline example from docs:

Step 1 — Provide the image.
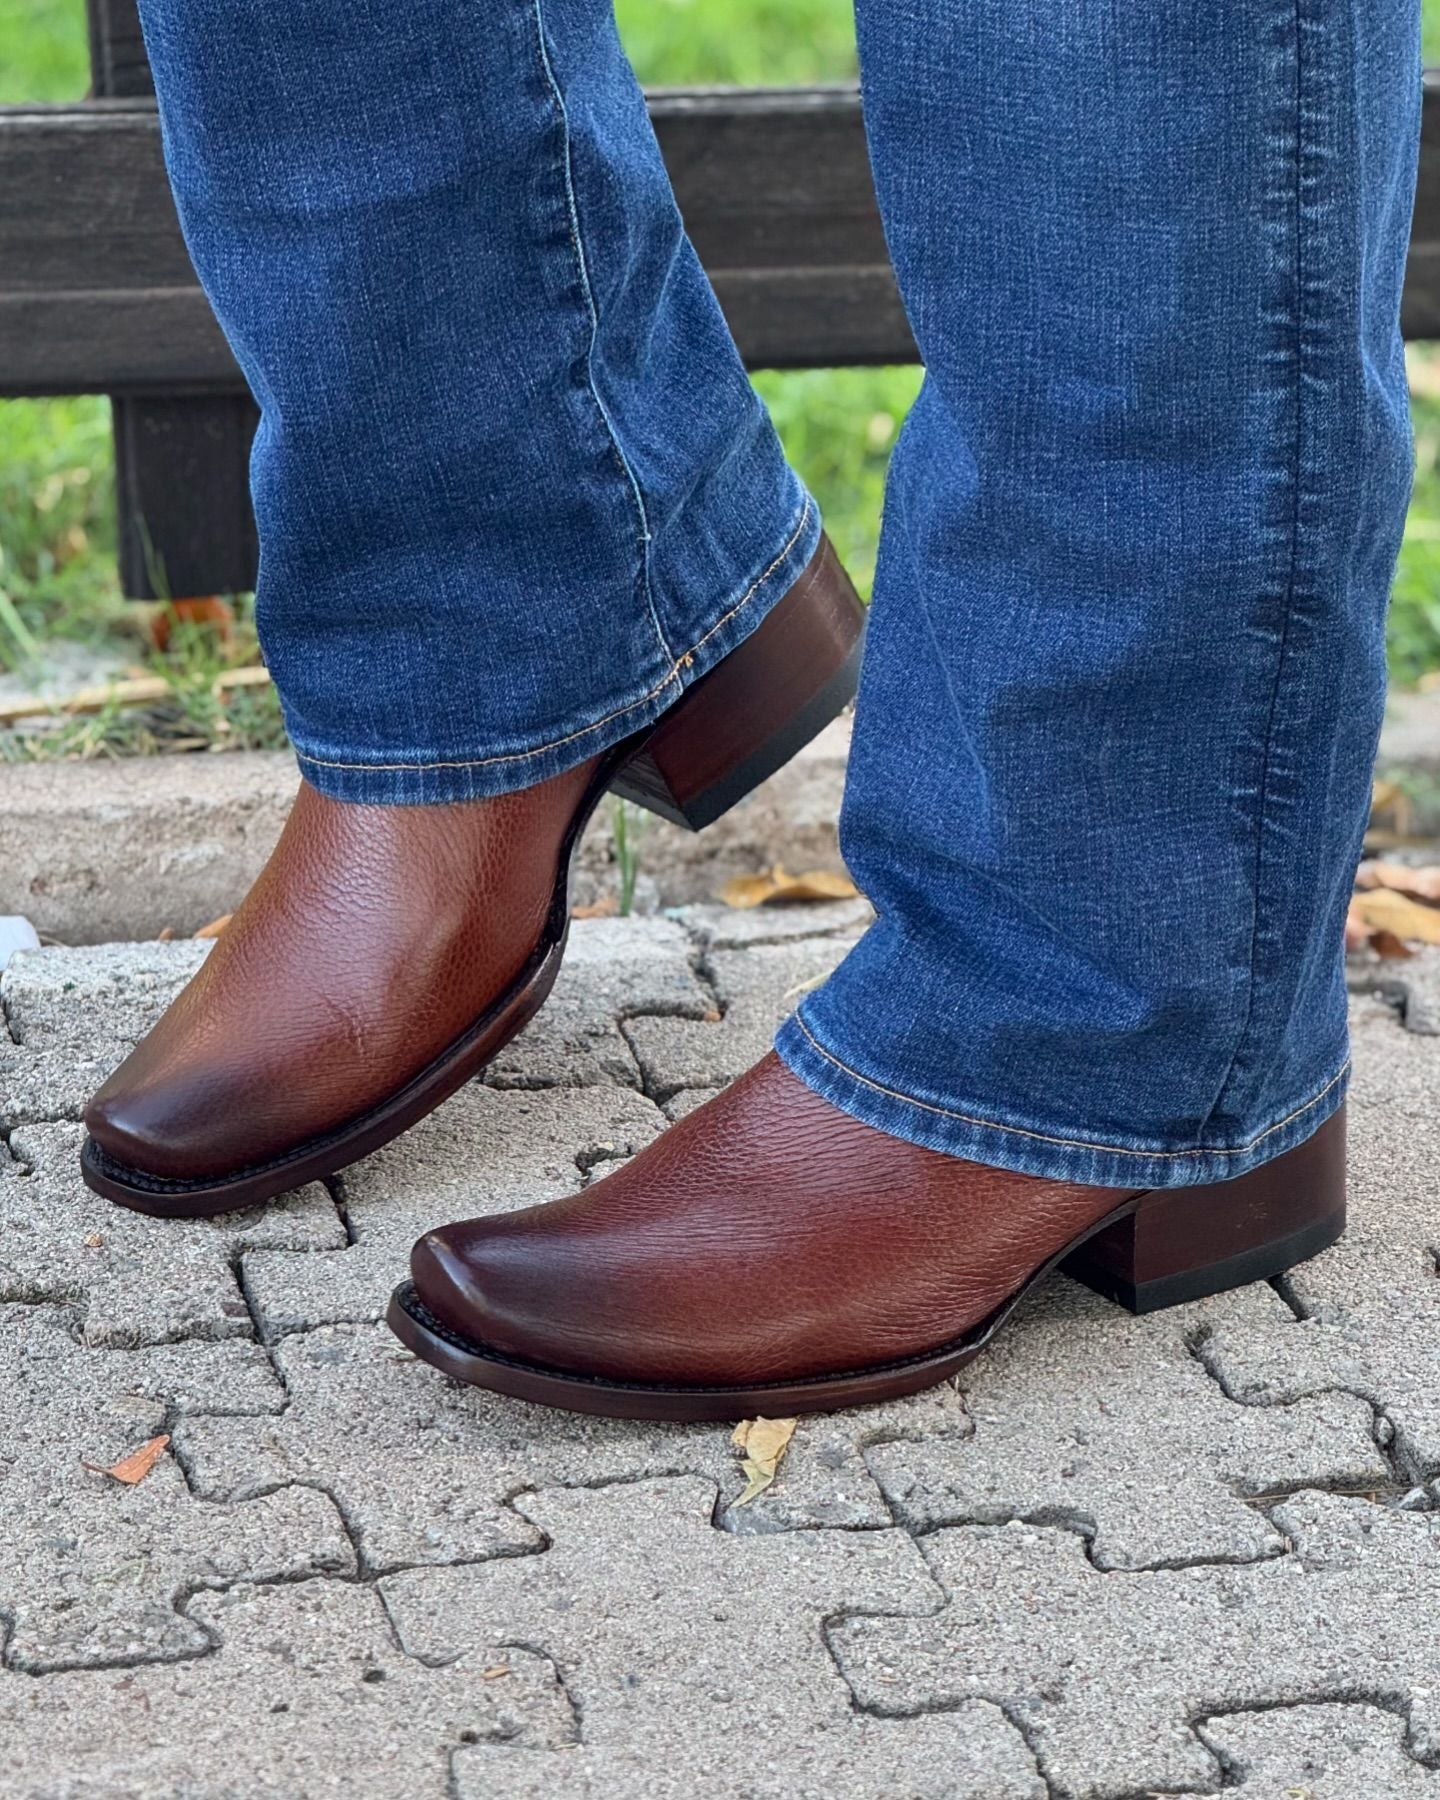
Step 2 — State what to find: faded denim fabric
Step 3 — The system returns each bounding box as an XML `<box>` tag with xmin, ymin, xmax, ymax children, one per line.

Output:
<box><xmin>777</xmin><ymin>0</ymin><xmax>1422</xmax><ymax>1185</ymax></box>
<box><xmin>137</xmin><ymin>0</ymin><xmax>820</xmax><ymax>804</ymax></box>
<box><xmin>139</xmin><ymin>0</ymin><xmax>1420</xmax><ymax>1187</ymax></box>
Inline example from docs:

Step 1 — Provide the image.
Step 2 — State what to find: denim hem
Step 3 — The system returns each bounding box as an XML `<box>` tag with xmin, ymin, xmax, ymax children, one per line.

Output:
<box><xmin>289</xmin><ymin>490</ymin><xmax>821</xmax><ymax>805</ymax></box>
<box><xmin>774</xmin><ymin>1006</ymin><xmax>1350</xmax><ymax>1191</ymax></box>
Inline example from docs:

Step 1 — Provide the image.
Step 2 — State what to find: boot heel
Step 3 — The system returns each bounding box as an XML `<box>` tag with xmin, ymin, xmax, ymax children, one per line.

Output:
<box><xmin>1062</xmin><ymin>1105</ymin><xmax>1347</xmax><ymax>1315</ymax></box>
<box><xmin>610</xmin><ymin>536</ymin><xmax>865</xmax><ymax>831</ymax></box>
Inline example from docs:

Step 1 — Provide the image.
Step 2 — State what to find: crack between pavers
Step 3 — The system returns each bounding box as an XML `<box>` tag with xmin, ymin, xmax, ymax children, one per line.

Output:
<box><xmin>323</xmin><ymin>1173</ymin><xmax>357</xmax><ymax>1247</ymax></box>
<box><xmin>0</xmin><ymin>1128</ymin><xmax>32</xmax><ymax>1177</ymax></box>
<box><xmin>1184</xmin><ymin>1324</ymin><xmax>1436</xmax><ymax>1495</ymax></box>
<box><xmin>4</xmin><ymin>1535</ymin><xmax>359</xmax><ymax>1681</ymax></box>
<box><xmin>1</xmin><ymin>982</ymin><xmax>21</xmax><ymax>1049</ymax></box>
<box><xmin>1266</xmin><ymin>1271</ymin><xmax>1310</xmax><ymax>1320</ymax></box>
<box><xmin>818</xmin><ymin>1640</ymin><xmax>1065</xmax><ymax>1800</ymax></box>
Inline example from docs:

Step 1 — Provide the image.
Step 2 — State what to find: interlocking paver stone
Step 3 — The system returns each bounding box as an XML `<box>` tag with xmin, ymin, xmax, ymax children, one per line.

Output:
<box><xmin>485</xmin><ymin>916</ymin><xmax>712</xmax><ymax>1091</ymax></box>
<box><xmin>0</xmin><ymin>1121</ymin><xmax>342</xmax><ymax>1345</ymax></box>
<box><xmin>241</xmin><ymin>1084</ymin><xmax>667</xmax><ymax>1339</ymax></box>
<box><xmin>1200</xmin><ymin>1011</ymin><xmax>1440</xmax><ymax>1478</ymax></box>
<box><xmin>674</xmin><ymin>896</ymin><xmax>875</xmax><ymax>952</ymax></box>
<box><xmin>1</xmin><ymin>943</ymin><xmax>208</xmax><ymax>1125</ymax></box>
<box><xmin>174</xmin><ymin>1323</ymin><xmax>974</xmax><ymax>1570</ymax></box>
<box><xmin>868</xmin><ymin>1280</ymin><xmax>1387</xmax><ymax>1568</ymax></box>
<box><xmin>2</xmin><ymin>942</ymin><xmax>208</xmax><ymax>1055</ymax></box>
<box><xmin>1349</xmin><ymin>942</ymin><xmax>1440</xmax><ymax>1035</ymax></box>
<box><xmin>1199</xmin><ymin>1701</ymin><xmax>1440</xmax><ymax>1795</ymax></box>
<box><xmin>383</xmin><ymin>1475</ymin><xmax>1046</xmax><ymax>1798</ymax></box>
<box><xmin>832</xmin><ymin>1490</ymin><xmax>1440</xmax><ymax>1798</ymax></box>
<box><xmin>0</xmin><ymin>1305</ymin><xmax>352</xmax><ymax>1672</ymax></box>
<box><xmin>0</xmin><ymin>1580</ymin><xmax>575</xmax><ymax>1798</ymax></box>
<box><xmin>623</xmin><ymin>935</ymin><xmax>857</xmax><ymax>1097</ymax></box>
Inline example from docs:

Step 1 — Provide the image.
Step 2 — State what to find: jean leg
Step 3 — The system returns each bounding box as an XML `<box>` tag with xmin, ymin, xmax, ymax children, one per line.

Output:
<box><xmin>135</xmin><ymin>0</ymin><xmax>819</xmax><ymax>802</ymax></box>
<box><xmin>777</xmin><ymin>0</ymin><xmax>1420</xmax><ymax>1186</ymax></box>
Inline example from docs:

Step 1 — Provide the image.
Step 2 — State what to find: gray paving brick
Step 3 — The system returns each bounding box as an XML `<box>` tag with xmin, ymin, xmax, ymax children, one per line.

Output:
<box><xmin>674</xmin><ymin>896</ymin><xmax>874</xmax><ymax>952</ymax></box>
<box><xmin>383</xmin><ymin>1476</ymin><xmax>1046</xmax><ymax>1799</ymax></box>
<box><xmin>0</xmin><ymin>1305</ymin><xmax>351</xmax><ymax>1672</ymax></box>
<box><xmin>0</xmin><ymin>943</ymin><xmax>209</xmax><ymax>1128</ymax></box>
<box><xmin>2</xmin><ymin>942</ymin><xmax>208</xmax><ymax>1056</ymax></box>
<box><xmin>832</xmin><ymin>1490</ymin><xmax>1440</xmax><ymax>1799</ymax></box>
<box><xmin>0</xmin><ymin>1580</ymin><xmax>575</xmax><ymax>1798</ymax></box>
<box><xmin>623</xmin><ymin>936</ymin><xmax>855</xmax><ymax>1097</ymax></box>
<box><xmin>1200</xmin><ymin>1018</ymin><xmax>1440</xmax><ymax>1478</ymax></box>
<box><xmin>1349</xmin><ymin>943</ymin><xmax>1440</xmax><ymax>1035</ymax></box>
<box><xmin>485</xmin><ymin>916</ymin><xmax>711</xmax><ymax>1091</ymax></box>
<box><xmin>0</xmin><ymin>1122</ymin><xmax>342</xmax><ymax>1346</ymax></box>
<box><xmin>1199</xmin><ymin>1701</ymin><xmax>1440</xmax><ymax>1795</ymax></box>
<box><xmin>868</xmin><ymin>1280</ymin><xmax>1387</xmax><ymax>1569</ymax></box>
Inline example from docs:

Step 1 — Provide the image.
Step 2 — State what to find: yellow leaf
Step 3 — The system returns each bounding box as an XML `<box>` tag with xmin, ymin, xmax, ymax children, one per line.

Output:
<box><xmin>719</xmin><ymin>867</ymin><xmax>858</xmax><ymax>910</ymax></box>
<box><xmin>730</xmin><ymin>1416</ymin><xmax>798</xmax><ymax>1507</ymax></box>
<box><xmin>1348</xmin><ymin>889</ymin><xmax>1440</xmax><ymax>946</ymax></box>
<box><xmin>82</xmin><ymin>1434</ymin><xmax>170</xmax><ymax>1486</ymax></box>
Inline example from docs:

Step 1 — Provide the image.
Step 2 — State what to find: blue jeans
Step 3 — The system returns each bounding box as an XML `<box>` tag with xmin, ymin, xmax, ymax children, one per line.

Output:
<box><xmin>139</xmin><ymin>0</ymin><xmax>1420</xmax><ymax>1188</ymax></box>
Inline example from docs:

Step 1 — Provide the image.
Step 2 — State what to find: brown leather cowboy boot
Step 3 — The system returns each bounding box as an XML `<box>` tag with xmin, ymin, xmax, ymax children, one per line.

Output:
<box><xmin>81</xmin><ymin>540</ymin><xmax>862</xmax><ymax>1218</ymax></box>
<box><xmin>391</xmin><ymin>1051</ymin><xmax>1347</xmax><ymax>1421</ymax></box>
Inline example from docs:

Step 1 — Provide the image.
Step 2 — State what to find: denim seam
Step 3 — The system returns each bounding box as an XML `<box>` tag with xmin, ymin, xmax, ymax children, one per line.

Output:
<box><xmin>787</xmin><ymin>1008</ymin><xmax>1348</xmax><ymax>1162</ymax></box>
<box><xmin>529</xmin><ymin>0</ymin><xmax>673</xmax><ymax>668</ymax></box>
<box><xmin>293</xmin><ymin>495</ymin><xmax>813</xmax><ymax>775</ymax></box>
<box><xmin>1201</xmin><ymin>0</ymin><xmax>1309</xmax><ymax>1134</ymax></box>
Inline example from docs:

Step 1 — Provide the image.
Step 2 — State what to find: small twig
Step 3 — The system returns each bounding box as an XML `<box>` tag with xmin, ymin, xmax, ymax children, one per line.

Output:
<box><xmin>0</xmin><ymin>665</ymin><xmax>271</xmax><ymax>725</ymax></box>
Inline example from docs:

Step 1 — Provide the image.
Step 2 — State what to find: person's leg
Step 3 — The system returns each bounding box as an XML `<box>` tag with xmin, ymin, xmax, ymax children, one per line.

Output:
<box><xmin>134</xmin><ymin>0</ymin><xmax>823</xmax><ymax>794</ymax></box>
<box><xmin>81</xmin><ymin>0</ymin><xmax>860</xmax><ymax>1213</ymax></box>
<box><xmin>776</xmin><ymin>0</ymin><xmax>1421</xmax><ymax>1187</ymax></box>
<box><xmin>400</xmin><ymin>0</ymin><xmax>1422</xmax><ymax>1416</ymax></box>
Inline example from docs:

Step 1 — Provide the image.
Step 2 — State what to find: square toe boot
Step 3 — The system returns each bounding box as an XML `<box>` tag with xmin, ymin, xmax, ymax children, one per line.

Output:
<box><xmin>81</xmin><ymin>539</ymin><xmax>863</xmax><ymax>1218</ymax></box>
<box><xmin>392</xmin><ymin>1052</ymin><xmax>1348</xmax><ymax>1421</ymax></box>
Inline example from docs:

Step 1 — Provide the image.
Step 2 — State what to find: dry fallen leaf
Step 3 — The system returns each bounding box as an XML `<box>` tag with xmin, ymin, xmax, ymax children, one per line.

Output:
<box><xmin>1369</xmin><ymin>928</ymin><xmax>1416</xmax><ymax>961</ymax></box>
<box><xmin>193</xmin><ymin>914</ymin><xmax>232</xmax><ymax>940</ymax></box>
<box><xmin>1370</xmin><ymin>778</ymin><xmax>1416</xmax><ymax>838</ymax></box>
<box><xmin>572</xmin><ymin>896</ymin><xmax>620</xmax><ymax>920</ymax></box>
<box><xmin>1355</xmin><ymin>860</ymin><xmax>1440</xmax><ymax>904</ymax></box>
<box><xmin>482</xmin><ymin>1666</ymin><xmax>512</xmax><ymax>1680</ymax></box>
<box><xmin>720</xmin><ymin>866</ymin><xmax>858</xmax><ymax>910</ymax></box>
<box><xmin>731</xmin><ymin>1415</ymin><xmax>798</xmax><ymax>1507</ymax></box>
<box><xmin>1348</xmin><ymin>889</ymin><xmax>1440</xmax><ymax>947</ymax></box>
<box><xmin>82</xmin><ymin>1434</ymin><xmax>170</xmax><ymax>1486</ymax></box>
<box><xmin>82</xmin><ymin>1232</ymin><xmax>104</xmax><ymax>1250</ymax></box>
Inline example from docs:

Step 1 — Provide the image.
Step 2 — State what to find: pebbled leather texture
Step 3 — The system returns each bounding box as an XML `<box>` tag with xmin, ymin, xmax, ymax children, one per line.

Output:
<box><xmin>410</xmin><ymin>1051</ymin><xmax>1140</xmax><ymax>1385</ymax></box>
<box><xmin>83</xmin><ymin>756</ymin><xmax>599</xmax><ymax>1180</ymax></box>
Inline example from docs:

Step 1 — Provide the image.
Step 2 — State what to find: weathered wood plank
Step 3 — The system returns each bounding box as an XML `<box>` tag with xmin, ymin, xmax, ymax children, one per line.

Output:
<box><xmin>86</xmin><ymin>0</ymin><xmax>264</xmax><ymax>599</ymax></box>
<box><xmin>85</xmin><ymin>0</ymin><xmax>152</xmax><ymax>99</ymax></box>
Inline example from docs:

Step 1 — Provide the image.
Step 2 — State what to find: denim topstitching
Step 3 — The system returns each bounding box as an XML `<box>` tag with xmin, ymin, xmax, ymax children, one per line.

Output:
<box><xmin>530</xmin><ymin>0</ymin><xmax>672</xmax><ymax>668</ymax></box>
<box><xmin>788</xmin><ymin>1008</ymin><xmax>1349</xmax><ymax>1163</ymax></box>
<box><xmin>293</xmin><ymin>493</ymin><xmax>813</xmax><ymax>774</ymax></box>
<box><xmin>1202</xmin><ymin>0</ymin><xmax>1312</xmax><ymax>1135</ymax></box>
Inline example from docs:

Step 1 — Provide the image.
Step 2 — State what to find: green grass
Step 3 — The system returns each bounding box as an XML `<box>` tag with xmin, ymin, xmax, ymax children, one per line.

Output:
<box><xmin>2</xmin><ymin>0</ymin><xmax>1440</xmax><ymax>755</ymax></box>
